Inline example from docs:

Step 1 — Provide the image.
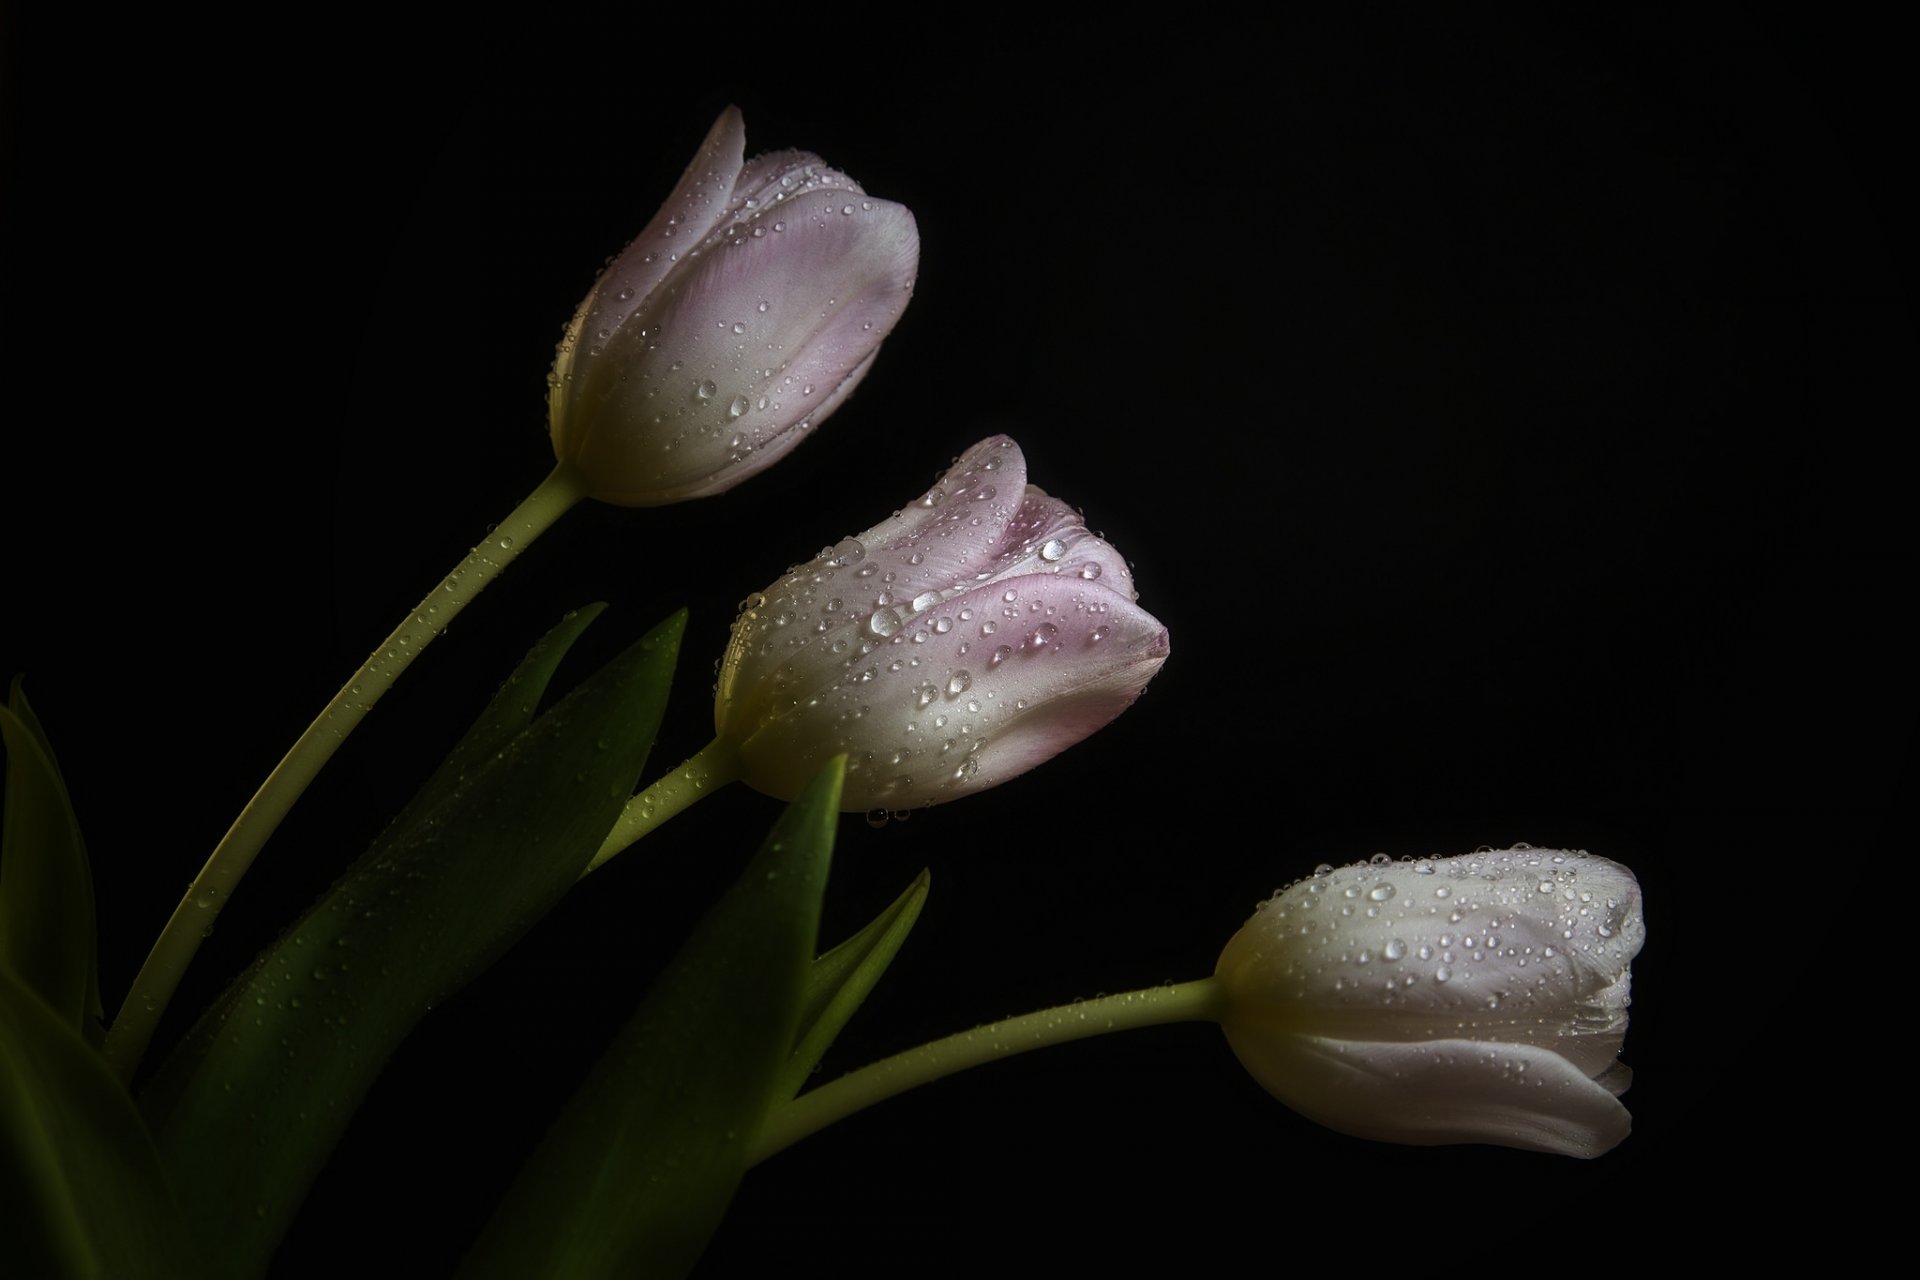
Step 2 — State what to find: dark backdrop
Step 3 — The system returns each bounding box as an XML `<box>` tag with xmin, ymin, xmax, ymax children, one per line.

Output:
<box><xmin>4</xmin><ymin>10</ymin><xmax>1910</xmax><ymax>1274</ymax></box>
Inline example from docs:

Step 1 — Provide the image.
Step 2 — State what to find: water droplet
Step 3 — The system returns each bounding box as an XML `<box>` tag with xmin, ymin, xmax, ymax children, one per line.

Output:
<box><xmin>947</xmin><ymin>671</ymin><xmax>972</xmax><ymax>695</ymax></box>
<box><xmin>773</xmin><ymin>220</ymin><xmax>787</xmax><ymax>232</ymax></box>
<box><xmin>933</xmin><ymin>616</ymin><xmax>953</xmax><ymax>634</ymax></box>
<box><xmin>1383</xmin><ymin>938</ymin><xmax>1407</xmax><ymax>961</ymax></box>
<box><xmin>731</xmin><ymin>321</ymin><xmax>747</xmax><ymax>335</ymax></box>
<box><xmin>867</xmin><ymin>607</ymin><xmax>902</xmax><ymax>638</ymax></box>
<box><xmin>1089</xmin><ymin>624</ymin><xmax>1110</xmax><ymax>641</ymax></box>
<box><xmin>1039</xmin><ymin>538</ymin><xmax>1067</xmax><ymax>561</ymax></box>
<box><xmin>695</xmin><ymin>380</ymin><xmax>717</xmax><ymax>401</ymax></box>
<box><xmin>757</xmin><ymin>300</ymin><xmax>770</xmax><ymax>313</ymax></box>
<box><xmin>988</xmin><ymin>644</ymin><xmax>1014</xmax><ymax>668</ymax></box>
<box><xmin>727</xmin><ymin>394</ymin><xmax>749</xmax><ymax>419</ymax></box>
<box><xmin>1079</xmin><ymin>562</ymin><xmax>1103</xmax><ymax>579</ymax></box>
<box><xmin>1434</xmin><ymin>886</ymin><xmax>1451</xmax><ymax>898</ymax></box>
<box><xmin>1028</xmin><ymin>622</ymin><xmax>1058</xmax><ymax>649</ymax></box>
<box><xmin>916</xmin><ymin>684</ymin><xmax>938</xmax><ymax>709</ymax></box>
<box><xmin>1435</xmin><ymin>965</ymin><xmax>1453</xmax><ymax>983</ymax></box>
<box><xmin>1367</xmin><ymin>883</ymin><xmax>1396</xmax><ymax>902</ymax></box>
<box><xmin>911</xmin><ymin>590</ymin><xmax>940</xmax><ymax>612</ymax></box>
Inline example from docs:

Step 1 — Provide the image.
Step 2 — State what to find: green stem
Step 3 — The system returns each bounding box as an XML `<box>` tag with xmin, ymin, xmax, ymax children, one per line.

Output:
<box><xmin>581</xmin><ymin>737</ymin><xmax>742</xmax><ymax>876</ymax></box>
<box><xmin>103</xmin><ymin>461</ymin><xmax>591</xmax><ymax>1081</ymax></box>
<box><xmin>747</xmin><ymin>977</ymin><xmax>1227</xmax><ymax>1166</ymax></box>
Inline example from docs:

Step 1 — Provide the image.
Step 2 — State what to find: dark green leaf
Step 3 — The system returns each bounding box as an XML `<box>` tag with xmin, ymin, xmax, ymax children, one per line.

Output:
<box><xmin>1</xmin><ymin>963</ymin><xmax>200</xmax><ymax>1278</ymax></box>
<box><xmin>778</xmin><ymin>867</ymin><xmax>930</xmax><ymax>1101</ymax></box>
<box><xmin>1</xmin><ymin>679</ymin><xmax>103</xmax><ymax>1042</ymax></box>
<box><xmin>460</xmin><ymin>757</ymin><xmax>846</xmax><ymax>1280</ymax></box>
<box><xmin>139</xmin><ymin>608</ymin><xmax>684</xmax><ymax>1280</ymax></box>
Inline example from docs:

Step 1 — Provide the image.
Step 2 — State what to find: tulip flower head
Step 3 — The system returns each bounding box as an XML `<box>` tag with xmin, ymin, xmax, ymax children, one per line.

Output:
<box><xmin>1216</xmin><ymin>847</ymin><xmax>1644</xmax><ymax>1158</ymax></box>
<box><xmin>715</xmin><ymin>436</ymin><xmax>1170</xmax><ymax>811</ymax></box>
<box><xmin>550</xmin><ymin>107</ymin><xmax>920</xmax><ymax>505</ymax></box>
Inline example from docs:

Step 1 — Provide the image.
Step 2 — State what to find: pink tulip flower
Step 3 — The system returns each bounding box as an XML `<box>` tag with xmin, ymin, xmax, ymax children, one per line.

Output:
<box><xmin>550</xmin><ymin>107</ymin><xmax>920</xmax><ymax>505</ymax></box>
<box><xmin>1215</xmin><ymin>848</ymin><xmax>1645</xmax><ymax>1158</ymax></box>
<box><xmin>715</xmin><ymin>436</ymin><xmax>1170</xmax><ymax>811</ymax></box>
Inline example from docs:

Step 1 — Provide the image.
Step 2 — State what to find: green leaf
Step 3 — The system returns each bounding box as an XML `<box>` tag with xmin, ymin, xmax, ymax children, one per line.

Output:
<box><xmin>139</xmin><ymin>607</ymin><xmax>684</xmax><ymax>1280</ymax></box>
<box><xmin>460</xmin><ymin>756</ymin><xmax>846</xmax><ymax>1280</ymax></box>
<box><xmin>1</xmin><ymin>963</ymin><xmax>200</xmax><ymax>1278</ymax></box>
<box><xmin>1</xmin><ymin>678</ymin><xmax>104</xmax><ymax>1043</ymax></box>
<box><xmin>778</xmin><ymin>867</ymin><xmax>930</xmax><ymax>1102</ymax></box>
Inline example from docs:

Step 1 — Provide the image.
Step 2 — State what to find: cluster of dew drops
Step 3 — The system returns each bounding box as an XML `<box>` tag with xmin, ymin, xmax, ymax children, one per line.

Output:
<box><xmin>1245</xmin><ymin>846</ymin><xmax>1638</xmax><ymax>1013</ymax></box>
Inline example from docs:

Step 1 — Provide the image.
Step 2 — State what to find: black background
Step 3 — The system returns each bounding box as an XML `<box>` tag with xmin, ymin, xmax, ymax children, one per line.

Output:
<box><xmin>4</xmin><ymin>9</ymin><xmax>1911</xmax><ymax>1274</ymax></box>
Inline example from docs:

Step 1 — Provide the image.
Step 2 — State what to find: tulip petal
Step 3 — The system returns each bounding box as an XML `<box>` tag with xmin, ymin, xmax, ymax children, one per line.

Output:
<box><xmin>725</xmin><ymin>150</ymin><xmax>863</xmax><ymax>231</ymax></box>
<box><xmin>852</xmin><ymin>436</ymin><xmax>1033</xmax><ymax>600</ymax></box>
<box><xmin>730</xmin><ymin>574</ymin><xmax>1168</xmax><ymax>810</ymax></box>
<box><xmin>984</xmin><ymin>488</ymin><xmax>1136</xmax><ymax>599</ymax></box>
<box><xmin>715</xmin><ymin>437</ymin><xmax>1031</xmax><ymax>744</ymax></box>
<box><xmin>1224</xmin><ymin>1029</ymin><xmax>1633</xmax><ymax>1158</ymax></box>
<box><xmin>566</xmin><ymin>193</ymin><xmax>918</xmax><ymax>504</ymax></box>
<box><xmin>560</xmin><ymin>107</ymin><xmax>747</xmax><ymax>375</ymax></box>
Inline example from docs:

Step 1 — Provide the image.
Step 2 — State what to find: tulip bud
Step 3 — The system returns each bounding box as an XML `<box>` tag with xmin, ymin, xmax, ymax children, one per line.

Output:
<box><xmin>1215</xmin><ymin>848</ymin><xmax>1644</xmax><ymax>1158</ymax></box>
<box><xmin>550</xmin><ymin>107</ymin><xmax>920</xmax><ymax>505</ymax></box>
<box><xmin>716</xmin><ymin>436</ymin><xmax>1170</xmax><ymax>811</ymax></box>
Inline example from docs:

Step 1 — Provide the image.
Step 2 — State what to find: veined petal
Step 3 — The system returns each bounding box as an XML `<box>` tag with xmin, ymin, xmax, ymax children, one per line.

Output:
<box><xmin>985</xmin><ymin>489</ymin><xmax>1136</xmax><ymax>599</ymax></box>
<box><xmin>1222</xmin><ymin>1030</ymin><xmax>1633</xmax><ymax>1159</ymax></box>
<box><xmin>728</xmin><ymin>576</ymin><xmax>1166</xmax><ymax>810</ymax></box>
<box><xmin>553</xmin><ymin>107</ymin><xmax>747</xmax><ymax>406</ymax></box>
<box><xmin>566</xmin><ymin>194</ymin><xmax>917</xmax><ymax>505</ymax></box>
<box><xmin>715</xmin><ymin>437</ymin><xmax>1029</xmax><ymax>740</ymax></box>
<box><xmin>719</xmin><ymin>149</ymin><xmax>864</xmax><ymax>242</ymax></box>
<box><xmin>852</xmin><ymin>436</ymin><xmax>1033</xmax><ymax>599</ymax></box>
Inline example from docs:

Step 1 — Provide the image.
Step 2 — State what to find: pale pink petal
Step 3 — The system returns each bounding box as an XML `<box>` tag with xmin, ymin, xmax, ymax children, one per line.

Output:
<box><xmin>554</xmin><ymin>108</ymin><xmax>747</xmax><ymax>397</ymax></box>
<box><xmin>564</xmin><ymin>195</ymin><xmax>918</xmax><ymax>504</ymax></box>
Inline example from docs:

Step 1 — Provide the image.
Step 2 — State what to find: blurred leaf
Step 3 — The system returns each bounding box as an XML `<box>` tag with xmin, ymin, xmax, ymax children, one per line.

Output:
<box><xmin>778</xmin><ymin>867</ymin><xmax>930</xmax><ymax>1101</ymax></box>
<box><xmin>1</xmin><ymin>963</ymin><xmax>199</xmax><ymax>1278</ymax></box>
<box><xmin>139</xmin><ymin>607</ymin><xmax>684</xmax><ymax>1280</ymax></box>
<box><xmin>1</xmin><ymin>679</ymin><xmax>103</xmax><ymax>1043</ymax></box>
<box><xmin>460</xmin><ymin>757</ymin><xmax>846</xmax><ymax>1280</ymax></box>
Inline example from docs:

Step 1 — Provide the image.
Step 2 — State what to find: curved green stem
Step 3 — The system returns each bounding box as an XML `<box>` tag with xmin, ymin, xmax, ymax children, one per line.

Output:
<box><xmin>103</xmin><ymin>461</ymin><xmax>591</xmax><ymax>1081</ymax></box>
<box><xmin>747</xmin><ymin>977</ymin><xmax>1227</xmax><ymax>1166</ymax></box>
<box><xmin>581</xmin><ymin>737</ymin><xmax>742</xmax><ymax>876</ymax></box>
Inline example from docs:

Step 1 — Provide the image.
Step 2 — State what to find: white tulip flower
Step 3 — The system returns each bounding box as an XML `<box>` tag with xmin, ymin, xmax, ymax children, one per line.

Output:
<box><xmin>1215</xmin><ymin>847</ymin><xmax>1644</xmax><ymax>1158</ymax></box>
